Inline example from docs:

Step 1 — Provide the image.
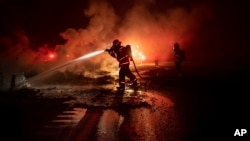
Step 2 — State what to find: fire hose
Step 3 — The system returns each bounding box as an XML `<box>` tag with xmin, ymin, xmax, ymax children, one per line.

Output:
<box><xmin>105</xmin><ymin>48</ymin><xmax>148</xmax><ymax>90</ymax></box>
<box><xmin>105</xmin><ymin>48</ymin><xmax>142</xmax><ymax>79</ymax></box>
<box><xmin>131</xmin><ymin>58</ymin><xmax>149</xmax><ymax>91</ymax></box>
<box><xmin>131</xmin><ymin>59</ymin><xmax>143</xmax><ymax>79</ymax></box>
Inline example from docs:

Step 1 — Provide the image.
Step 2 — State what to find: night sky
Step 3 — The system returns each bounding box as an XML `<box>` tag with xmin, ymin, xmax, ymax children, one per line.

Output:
<box><xmin>0</xmin><ymin>0</ymin><xmax>90</xmax><ymax>47</ymax></box>
<box><xmin>0</xmin><ymin>0</ymin><xmax>249</xmax><ymax>72</ymax></box>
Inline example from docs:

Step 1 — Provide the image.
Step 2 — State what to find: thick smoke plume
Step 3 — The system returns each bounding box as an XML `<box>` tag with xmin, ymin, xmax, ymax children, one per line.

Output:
<box><xmin>1</xmin><ymin>0</ymin><xmax>219</xmax><ymax>82</ymax></box>
<box><xmin>55</xmin><ymin>0</ymin><xmax>216</xmax><ymax>70</ymax></box>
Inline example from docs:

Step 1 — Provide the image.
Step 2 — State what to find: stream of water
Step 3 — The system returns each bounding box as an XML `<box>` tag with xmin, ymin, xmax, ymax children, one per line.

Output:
<box><xmin>26</xmin><ymin>50</ymin><xmax>105</xmax><ymax>83</ymax></box>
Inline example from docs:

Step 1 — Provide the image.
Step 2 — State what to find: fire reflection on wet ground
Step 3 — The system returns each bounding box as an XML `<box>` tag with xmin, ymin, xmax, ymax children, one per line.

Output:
<box><xmin>23</xmin><ymin>85</ymin><xmax>177</xmax><ymax>141</ymax></box>
<box><xmin>1</xmin><ymin>63</ymin><xmax>187</xmax><ymax>141</ymax></box>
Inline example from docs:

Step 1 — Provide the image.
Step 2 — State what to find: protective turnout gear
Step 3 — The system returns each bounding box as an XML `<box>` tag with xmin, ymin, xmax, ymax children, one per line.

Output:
<box><xmin>113</xmin><ymin>39</ymin><xmax>121</xmax><ymax>46</ymax></box>
<box><xmin>173</xmin><ymin>43</ymin><xmax>185</xmax><ymax>62</ymax></box>
<box><xmin>107</xmin><ymin>39</ymin><xmax>137</xmax><ymax>90</ymax></box>
<box><xmin>173</xmin><ymin>42</ymin><xmax>185</xmax><ymax>76</ymax></box>
<box><xmin>173</xmin><ymin>43</ymin><xmax>180</xmax><ymax>52</ymax></box>
<box><xmin>108</xmin><ymin>42</ymin><xmax>133</xmax><ymax>67</ymax></box>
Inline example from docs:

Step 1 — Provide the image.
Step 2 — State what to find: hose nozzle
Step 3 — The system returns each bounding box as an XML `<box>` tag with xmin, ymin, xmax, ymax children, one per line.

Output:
<box><xmin>105</xmin><ymin>48</ymin><xmax>110</xmax><ymax>52</ymax></box>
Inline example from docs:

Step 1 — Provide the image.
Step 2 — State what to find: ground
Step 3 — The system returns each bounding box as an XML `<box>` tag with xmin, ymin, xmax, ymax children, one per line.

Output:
<box><xmin>0</xmin><ymin>62</ymin><xmax>249</xmax><ymax>141</ymax></box>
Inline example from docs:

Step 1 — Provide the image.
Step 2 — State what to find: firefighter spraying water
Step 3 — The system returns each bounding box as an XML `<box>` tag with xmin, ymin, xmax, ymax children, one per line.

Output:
<box><xmin>19</xmin><ymin>40</ymin><xmax>143</xmax><ymax>91</ymax></box>
<box><xmin>105</xmin><ymin>39</ymin><xmax>139</xmax><ymax>91</ymax></box>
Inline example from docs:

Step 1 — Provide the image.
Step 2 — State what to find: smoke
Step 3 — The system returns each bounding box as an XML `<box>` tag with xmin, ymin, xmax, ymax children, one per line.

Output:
<box><xmin>0</xmin><ymin>28</ymin><xmax>34</xmax><ymax>72</ymax></box>
<box><xmin>54</xmin><ymin>0</ymin><xmax>120</xmax><ymax>73</ymax></box>
<box><xmin>55</xmin><ymin>0</ymin><xmax>216</xmax><ymax>70</ymax></box>
<box><xmin>119</xmin><ymin>0</ymin><xmax>215</xmax><ymax>61</ymax></box>
<box><xmin>0</xmin><ymin>0</ymin><xmax>218</xmax><ymax>77</ymax></box>
<box><xmin>0</xmin><ymin>29</ymin><xmax>57</xmax><ymax>74</ymax></box>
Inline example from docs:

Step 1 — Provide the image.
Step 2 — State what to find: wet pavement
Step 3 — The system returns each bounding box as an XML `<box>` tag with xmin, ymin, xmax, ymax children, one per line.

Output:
<box><xmin>0</xmin><ymin>63</ymin><xmax>249</xmax><ymax>141</ymax></box>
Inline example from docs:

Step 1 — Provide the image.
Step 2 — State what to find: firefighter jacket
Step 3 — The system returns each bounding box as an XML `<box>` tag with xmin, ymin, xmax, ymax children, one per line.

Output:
<box><xmin>108</xmin><ymin>45</ymin><xmax>132</xmax><ymax>67</ymax></box>
<box><xmin>174</xmin><ymin>49</ymin><xmax>185</xmax><ymax>62</ymax></box>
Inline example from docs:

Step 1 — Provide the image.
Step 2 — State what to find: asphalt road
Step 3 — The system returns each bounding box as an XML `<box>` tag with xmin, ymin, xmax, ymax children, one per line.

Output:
<box><xmin>0</xmin><ymin>62</ymin><xmax>249</xmax><ymax>141</ymax></box>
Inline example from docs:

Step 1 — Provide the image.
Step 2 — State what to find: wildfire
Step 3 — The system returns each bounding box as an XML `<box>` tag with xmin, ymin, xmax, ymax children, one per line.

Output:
<box><xmin>131</xmin><ymin>44</ymin><xmax>146</xmax><ymax>64</ymax></box>
<box><xmin>34</xmin><ymin>45</ymin><xmax>57</xmax><ymax>62</ymax></box>
<box><xmin>45</xmin><ymin>52</ymin><xmax>56</xmax><ymax>61</ymax></box>
<box><xmin>49</xmin><ymin>53</ymin><xmax>55</xmax><ymax>59</ymax></box>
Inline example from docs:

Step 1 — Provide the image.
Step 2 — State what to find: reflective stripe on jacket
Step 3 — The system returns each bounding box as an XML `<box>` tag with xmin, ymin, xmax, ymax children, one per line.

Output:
<box><xmin>109</xmin><ymin>45</ymin><xmax>131</xmax><ymax>67</ymax></box>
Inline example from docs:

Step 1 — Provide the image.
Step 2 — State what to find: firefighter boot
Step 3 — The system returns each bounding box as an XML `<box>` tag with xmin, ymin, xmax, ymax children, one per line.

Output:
<box><xmin>117</xmin><ymin>85</ymin><xmax>125</xmax><ymax>91</ymax></box>
<box><xmin>132</xmin><ymin>81</ymin><xmax>138</xmax><ymax>88</ymax></box>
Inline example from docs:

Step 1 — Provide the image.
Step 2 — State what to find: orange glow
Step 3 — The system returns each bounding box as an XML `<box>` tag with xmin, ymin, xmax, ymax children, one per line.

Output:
<box><xmin>49</xmin><ymin>53</ymin><xmax>55</xmax><ymax>59</ymax></box>
<box><xmin>131</xmin><ymin>44</ymin><xmax>146</xmax><ymax>64</ymax></box>
<box><xmin>46</xmin><ymin>52</ymin><xmax>57</xmax><ymax>61</ymax></box>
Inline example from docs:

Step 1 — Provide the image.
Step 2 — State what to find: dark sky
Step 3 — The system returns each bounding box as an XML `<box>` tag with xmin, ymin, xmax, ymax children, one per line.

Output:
<box><xmin>0</xmin><ymin>0</ymin><xmax>90</xmax><ymax>47</ymax></box>
<box><xmin>0</xmin><ymin>0</ymin><xmax>249</xmax><ymax>71</ymax></box>
<box><xmin>2</xmin><ymin>0</ymin><xmax>248</xmax><ymax>47</ymax></box>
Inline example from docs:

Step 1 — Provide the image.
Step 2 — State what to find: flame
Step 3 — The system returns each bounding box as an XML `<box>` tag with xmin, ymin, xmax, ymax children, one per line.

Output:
<box><xmin>46</xmin><ymin>52</ymin><xmax>56</xmax><ymax>61</ymax></box>
<box><xmin>131</xmin><ymin>44</ymin><xmax>146</xmax><ymax>64</ymax></box>
<box><xmin>49</xmin><ymin>53</ymin><xmax>55</xmax><ymax>59</ymax></box>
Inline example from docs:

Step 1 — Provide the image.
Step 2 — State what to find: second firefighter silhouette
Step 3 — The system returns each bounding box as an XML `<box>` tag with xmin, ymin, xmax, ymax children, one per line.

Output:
<box><xmin>173</xmin><ymin>42</ymin><xmax>185</xmax><ymax>76</ymax></box>
<box><xmin>106</xmin><ymin>39</ymin><xmax>138</xmax><ymax>91</ymax></box>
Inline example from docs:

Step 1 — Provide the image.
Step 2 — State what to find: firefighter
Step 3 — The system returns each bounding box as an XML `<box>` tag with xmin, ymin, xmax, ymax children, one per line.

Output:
<box><xmin>173</xmin><ymin>42</ymin><xmax>185</xmax><ymax>76</ymax></box>
<box><xmin>106</xmin><ymin>39</ymin><xmax>138</xmax><ymax>91</ymax></box>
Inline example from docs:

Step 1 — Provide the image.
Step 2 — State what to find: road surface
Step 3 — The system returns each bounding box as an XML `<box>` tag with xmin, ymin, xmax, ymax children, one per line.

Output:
<box><xmin>1</xmin><ymin>62</ymin><xmax>249</xmax><ymax>141</ymax></box>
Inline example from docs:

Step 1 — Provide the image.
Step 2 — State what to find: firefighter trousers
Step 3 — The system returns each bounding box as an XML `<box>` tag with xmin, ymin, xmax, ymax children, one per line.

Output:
<box><xmin>175</xmin><ymin>61</ymin><xmax>183</xmax><ymax>74</ymax></box>
<box><xmin>119</xmin><ymin>64</ymin><xmax>137</xmax><ymax>88</ymax></box>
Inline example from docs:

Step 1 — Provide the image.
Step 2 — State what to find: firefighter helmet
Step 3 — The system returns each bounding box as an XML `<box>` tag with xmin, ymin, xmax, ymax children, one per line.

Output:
<box><xmin>113</xmin><ymin>39</ymin><xmax>121</xmax><ymax>46</ymax></box>
<box><xmin>173</xmin><ymin>42</ymin><xmax>179</xmax><ymax>51</ymax></box>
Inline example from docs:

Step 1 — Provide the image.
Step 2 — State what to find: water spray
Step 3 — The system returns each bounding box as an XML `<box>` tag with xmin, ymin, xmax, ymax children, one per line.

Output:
<box><xmin>25</xmin><ymin>50</ymin><xmax>105</xmax><ymax>83</ymax></box>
